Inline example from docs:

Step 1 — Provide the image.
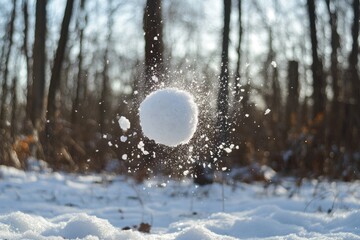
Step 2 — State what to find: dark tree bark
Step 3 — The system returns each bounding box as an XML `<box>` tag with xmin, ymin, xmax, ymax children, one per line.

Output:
<box><xmin>47</xmin><ymin>0</ymin><xmax>75</xmax><ymax>125</ymax></box>
<box><xmin>216</xmin><ymin>0</ymin><xmax>231</xmax><ymax>152</ymax></box>
<box><xmin>349</xmin><ymin>0</ymin><xmax>359</xmax><ymax>111</ymax></box>
<box><xmin>325</xmin><ymin>0</ymin><xmax>341</xmax><ymax>146</ymax></box>
<box><xmin>100</xmin><ymin>49</ymin><xmax>109</xmax><ymax>135</ymax></box>
<box><xmin>141</xmin><ymin>0</ymin><xmax>165</xmax><ymax>174</ymax></box>
<box><xmin>307</xmin><ymin>0</ymin><xmax>326</xmax><ymax>120</ymax></box>
<box><xmin>234</xmin><ymin>0</ymin><xmax>243</xmax><ymax>102</ymax></box>
<box><xmin>143</xmin><ymin>0</ymin><xmax>164</xmax><ymax>95</ymax></box>
<box><xmin>0</xmin><ymin>0</ymin><xmax>17</xmax><ymax>129</ymax></box>
<box><xmin>345</xmin><ymin>0</ymin><xmax>360</xmax><ymax>150</ymax></box>
<box><xmin>285</xmin><ymin>61</ymin><xmax>299</xmax><ymax>133</ymax></box>
<box><xmin>22</xmin><ymin>0</ymin><xmax>32</xmax><ymax>122</ymax></box>
<box><xmin>31</xmin><ymin>0</ymin><xmax>46</xmax><ymax>129</ymax></box>
<box><xmin>10</xmin><ymin>76</ymin><xmax>17</xmax><ymax>140</ymax></box>
<box><xmin>99</xmin><ymin>2</ymin><xmax>116</xmax><ymax>135</ymax></box>
<box><xmin>72</xmin><ymin>0</ymin><xmax>87</xmax><ymax>126</ymax></box>
<box><xmin>45</xmin><ymin>0</ymin><xmax>75</xmax><ymax>164</ymax></box>
<box><xmin>325</xmin><ymin>0</ymin><xmax>340</xmax><ymax>107</ymax></box>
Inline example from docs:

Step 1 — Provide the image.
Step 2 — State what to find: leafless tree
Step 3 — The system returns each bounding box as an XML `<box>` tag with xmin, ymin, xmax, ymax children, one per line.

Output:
<box><xmin>0</xmin><ymin>0</ymin><xmax>17</xmax><ymax>128</ymax></box>
<box><xmin>31</xmin><ymin>0</ymin><xmax>46</xmax><ymax>129</ymax></box>
<box><xmin>143</xmin><ymin>0</ymin><xmax>164</xmax><ymax>95</ymax></box>
<box><xmin>216</xmin><ymin>0</ymin><xmax>231</xmax><ymax>152</ymax></box>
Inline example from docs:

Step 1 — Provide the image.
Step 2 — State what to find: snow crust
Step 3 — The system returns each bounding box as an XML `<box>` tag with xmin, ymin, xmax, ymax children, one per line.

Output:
<box><xmin>0</xmin><ymin>165</ymin><xmax>360</xmax><ymax>240</ymax></box>
<box><xmin>139</xmin><ymin>88</ymin><xmax>198</xmax><ymax>147</ymax></box>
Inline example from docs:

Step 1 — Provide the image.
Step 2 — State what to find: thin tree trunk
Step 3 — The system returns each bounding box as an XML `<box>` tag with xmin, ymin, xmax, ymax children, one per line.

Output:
<box><xmin>22</xmin><ymin>0</ymin><xmax>32</xmax><ymax>122</ymax></box>
<box><xmin>348</xmin><ymin>0</ymin><xmax>360</xmax><ymax>150</ymax></box>
<box><xmin>99</xmin><ymin>2</ymin><xmax>115</xmax><ymax>135</ymax></box>
<box><xmin>216</xmin><ymin>0</ymin><xmax>231</xmax><ymax>153</ymax></box>
<box><xmin>31</xmin><ymin>0</ymin><xmax>46</xmax><ymax>129</ymax></box>
<box><xmin>307</xmin><ymin>0</ymin><xmax>326</xmax><ymax>120</ymax></box>
<box><xmin>45</xmin><ymin>0</ymin><xmax>75</xmax><ymax>164</ymax></box>
<box><xmin>99</xmin><ymin>49</ymin><xmax>109</xmax><ymax>135</ymax></box>
<box><xmin>143</xmin><ymin>0</ymin><xmax>164</xmax><ymax>95</ymax></box>
<box><xmin>47</xmin><ymin>0</ymin><xmax>74</xmax><ymax>125</ymax></box>
<box><xmin>0</xmin><ymin>0</ymin><xmax>17</xmax><ymax>129</ymax></box>
<box><xmin>325</xmin><ymin>0</ymin><xmax>341</xmax><ymax>147</ymax></box>
<box><xmin>10</xmin><ymin>77</ymin><xmax>17</xmax><ymax>140</ymax></box>
<box><xmin>234</xmin><ymin>0</ymin><xmax>242</xmax><ymax>102</ymax></box>
<box><xmin>285</xmin><ymin>61</ymin><xmax>299</xmax><ymax>134</ymax></box>
<box><xmin>72</xmin><ymin>0</ymin><xmax>87</xmax><ymax>126</ymax></box>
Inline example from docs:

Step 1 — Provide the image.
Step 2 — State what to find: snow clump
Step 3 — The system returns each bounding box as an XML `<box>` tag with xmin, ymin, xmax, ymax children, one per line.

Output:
<box><xmin>118</xmin><ymin>116</ymin><xmax>130</xmax><ymax>131</ymax></box>
<box><xmin>139</xmin><ymin>88</ymin><xmax>198</xmax><ymax>147</ymax></box>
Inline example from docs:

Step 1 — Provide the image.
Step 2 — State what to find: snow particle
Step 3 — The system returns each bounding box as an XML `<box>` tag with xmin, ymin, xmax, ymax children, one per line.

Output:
<box><xmin>151</xmin><ymin>75</ymin><xmax>159</xmax><ymax>83</ymax></box>
<box><xmin>118</xmin><ymin>116</ymin><xmax>131</xmax><ymax>131</ymax></box>
<box><xmin>264</xmin><ymin>108</ymin><xmax>271</xmax><ymax>115</ymax></box>
<box><xmin>224</xmin><ymin>148</ymin><xmax>232</xmax><ymax>153</ymax></box>
<box><xmin>120</xmin><ymin>136</ymin><xmax>127</xmax><ymax>142</ymax></box>
<box><xmin>271</xmin><ymin>61</ymin><xmax>277</xmax><ymax>68</ymax></box>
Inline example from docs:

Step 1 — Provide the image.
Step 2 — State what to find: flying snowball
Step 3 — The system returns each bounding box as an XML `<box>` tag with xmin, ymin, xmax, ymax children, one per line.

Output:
<box><xmin>139</xmin><ymin>88</ymin><xmax>198</xmax><ymax>147</ymax></box>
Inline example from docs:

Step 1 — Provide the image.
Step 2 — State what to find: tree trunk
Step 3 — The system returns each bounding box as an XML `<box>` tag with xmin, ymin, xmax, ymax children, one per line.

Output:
<box><xmin>307</xmin><ymin>0</ymin><xmax>325</xmax><ymax>120</ymax></box>
<box><xmin>348</xmin><ymin>0</ymin><xmax>360</xmax><ymax>150</ymax></box>
<box><xmin>22</xmin><ymin>0</ymin><xmax>32</xmax><ymax>122</ymax></box>
<box><xmin>47</xmin><ymin>0</ymin><xmax>74</xmax><ymax>125</ymax></box>
<box><xmin>72</xmin><ymin>0</ymin><xmax>87</xmax><ymax>126</ymax></box>
<box><xmin>45</xmin><ymin>0</ymin><xmax>75</xmax><ymax>164</ymax></box>
<box><xmin>143</xmin><ymin>0</ymin><xmax>164</xmax><ymax>95</ymax></box>
<box><xmin>10</xmin><ymin>77</ymin><xmax>17</xmax><ymax>140</ymax></box>
<box><xmin>285</xmin><ymin>61</ymin><xmax>299</xmax><ymax>134</ymax></box>
<box><xmin>99</xmin><ymin>49</ymin><xmax>109</xmax><ymax>135</ymax></box>
<box><xmin>0</xmin><ymin>0</ymin><xmax>17</xmax><ymax>129</ymax></box>
<box><xmin>325</xmin><ymin>0</ymin><xmax>341</xmax><ymax>147</ymax></box>
<box><xmin>234</xmin><ymin>0</ymin><xmax>242</xmax><ymax>102</ymax></box>
<box><xmin>31</xmin><ymin>0</ymin><xmax>46</xmax><ymax>129</ymax></box>
<box><xmin>216</xmin><ymin>0</ymin><xmax>231</xmax><ymax>154</ymax></box>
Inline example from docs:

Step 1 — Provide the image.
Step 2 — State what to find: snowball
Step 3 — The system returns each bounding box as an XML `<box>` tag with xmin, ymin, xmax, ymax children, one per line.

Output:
<box><xmin>139</xmin><ymin>88</ymin><xmax>198</xmax><ymax>147</ymax></box>
<box><xmin>122</xmin><ymin>154</ymin><xmax>127</xmax><ymax>160</ymax></box>
<box><xmin>118</xmin><ymin>116</ymin><xmax>130</xmax><ymax>131</ymax></box>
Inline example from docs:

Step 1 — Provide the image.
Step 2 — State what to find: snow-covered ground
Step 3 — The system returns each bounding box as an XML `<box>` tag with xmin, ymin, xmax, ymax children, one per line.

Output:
<box><xmin>0</xmin><ymin>165</ymin><xmax>359</xmax><ymax>240</ymax></box>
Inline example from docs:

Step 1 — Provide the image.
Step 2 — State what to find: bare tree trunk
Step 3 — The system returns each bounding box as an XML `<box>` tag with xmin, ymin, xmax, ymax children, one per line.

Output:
<box><xmin>325</xmin><ymin>0</ymin><xmax>341</xmax><ymax>147</ymax></box>
<box><xmin>47</xmin><ymin>0</ymin><xmax>74</xmax><ymax>124</ymax></box>
<box><xmin>0</xmin><ymin>0</ymin><xmax>17</xmax><ymax>129</ymax></box>
<box><xmin>45</xmin><ymin>0</ymin><xmax>75</xmax><ymax>164</ymax></box>
<box><xmin>99</xmin><ymin>2</ymin><xmax>115</xmax><ymax>135</ymax></box>
<box><xmin>99</xmin><ymin>49</ymin><xmax>109</xmax><ymax>135</ymax></box>
<box><xmin>348</xmin><ymin>0</ymin><xmax>360</xmax><ymax>150</ymax></box>
<box><xmin>141</xmin><ymin>0</ymin><xmax>165</xmax><ymax>175</ymax></box>
<box><xmin>22</xmin><ymin>0</ymin><xmax>32</xmax><ymax>122</ymax></box>
<box><xmin>307</xmin><ymin>0</ymin><xmax>326</xmax><ymax>120</ymax></box>
<box><xmin>216</xmin><ymin>0</ymin><xmax>231</xmax><ymax>153</ymax></box>
<box><xmin>234</xmin><ymin>0</ymin><xmax>242</xmax><ymax>102</ymax></box>
<box><xmin>31</xmin><ymin>0</ymin><xmax>46</xmax><ymax>129</ymax></box>
<box><xmin>285</xmin><ymin>61</ymin><xmax>299</xmax><ymax>134</ymax></box>
<box><xmin>10</xmin><ymin>77</ymin><xmax>17</xmax><ymax>140</ymax></box>
<box><xmin>143</xmin><ymin>0</ymin><xmax>164</xmax><ymax>95</ymax></box>
<box><xmin>272</xmin><ymin>65</ymin><xmax>281</xmax><ymax>120</ymax></box>
<box><xmin>72</xmin><ymin>0</ymin><xmax>87</xmax><ymax>126</ymax></box>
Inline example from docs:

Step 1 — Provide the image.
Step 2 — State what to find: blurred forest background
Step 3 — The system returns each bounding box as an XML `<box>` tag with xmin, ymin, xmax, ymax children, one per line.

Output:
<box><xmin>0</xmin><ymin>0</ymin><xmax>359</xmax><ymax>182</ymax></box>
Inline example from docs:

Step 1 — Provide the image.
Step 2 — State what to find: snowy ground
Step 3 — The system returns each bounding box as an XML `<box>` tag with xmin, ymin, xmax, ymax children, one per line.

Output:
<box><xmin>0</xmin><ymin>165</ymin><xmax>359</xmax><ymax>240</ymax></box>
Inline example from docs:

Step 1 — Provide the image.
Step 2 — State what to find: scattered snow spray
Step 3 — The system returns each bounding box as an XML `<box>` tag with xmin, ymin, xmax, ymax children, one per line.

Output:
<box><xmin>139</xmin><ymin>88</ymin><xmax>198</xmax><ymax>147</ymax></box>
